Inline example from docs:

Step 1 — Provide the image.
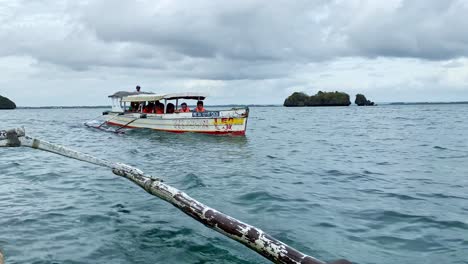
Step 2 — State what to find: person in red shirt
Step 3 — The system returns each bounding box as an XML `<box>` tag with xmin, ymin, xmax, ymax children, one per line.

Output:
<box><xmin>178</xmin><ymin>102</ymin><xmax>190</xmax><ymax>112</ymax></box>
<box><xmin>195</xmin><ymin>101</ymin><xmax>206</xmax><ymax>112</ymax></box>
<box><xmin>155</xmin><ymin>102</ymin><xmax>164</xmax><ymax>114</ymax></box>
<box><xmin>143</xmin><ymin>103</ymin><xmax>154</xmax><ymax>113</ymax></box>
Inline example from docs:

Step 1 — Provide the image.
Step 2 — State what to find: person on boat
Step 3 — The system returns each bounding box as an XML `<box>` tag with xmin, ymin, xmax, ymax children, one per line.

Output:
<box><xmin>155</xmin><ymin>102</ymin><xmax>164</xmax><ymax>114</ymax></box>
<box><xmin>143</xmin><ymin>102</ymin><xmax>154</xmax><ymax>113</ymax></box>
<box><xmin>137</xmin><ymin>101</ymin><xmax>145</xmax><ymax>112</ymax></box>
<box><xmin>135</xmin><ymin>85</ymin><xmax>141</xmax><ymax>93</ymax></box>
<box><xmin>166</xmin><ymin>103</ymin><xmax>175</xmax><ymax>114</ymax></box>
<box><xmin>178</xmin><ymin>102</ymin><xmax>190</xmax><ymax>112</ymax></box>
<box><xmin>195</xmin><ymin>100</ymin><xmax>206</xmax><ymax>112</ymax></box>
<box><xmin>129</xmin><ymin>102</ymin><xmax>138</xmax><ymax>112</ymax></box>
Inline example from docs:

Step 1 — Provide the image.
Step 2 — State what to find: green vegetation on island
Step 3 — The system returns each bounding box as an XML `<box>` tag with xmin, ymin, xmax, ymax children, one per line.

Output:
<box><xmin>355</xmin><ymin>94</ymin><xmax>374</xmax><ymax>106</ymax></box>
<box><xmin>0</xmin><ymin>95</ymin><xmax>16</xmax><ymax>109</ymax></box>
<box><xmin>284</xmin><ymin>91</ymin><xmax>351</xmax><ymax>107</ymax></box>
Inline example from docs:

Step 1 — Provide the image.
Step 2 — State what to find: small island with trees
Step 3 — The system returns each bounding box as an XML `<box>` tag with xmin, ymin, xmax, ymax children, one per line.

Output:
<box><xmin>0</xmin><ymin>95</ymin><xmax>16</xmax><ymax>109</ymax></box>
<box><xmin>284</xmin><ymin>91</ymin><xmax>375</xmax><ymax>107</ymax></box>
<box><xmin>284</xmin><ymin>91</ymin><xmax>351</xmax><ymax>107</ymax></box>
<box><xmin>355</xmin><ymin>94</ymin><xmax>374</xmax><ymax>106</ymax></box>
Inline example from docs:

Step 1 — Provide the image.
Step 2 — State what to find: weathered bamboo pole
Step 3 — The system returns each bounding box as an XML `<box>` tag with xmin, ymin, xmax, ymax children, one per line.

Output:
<box><xmin>0</xmin><ymin>128</ymin><xmax>350</xmax><ymax>264</ymax></box>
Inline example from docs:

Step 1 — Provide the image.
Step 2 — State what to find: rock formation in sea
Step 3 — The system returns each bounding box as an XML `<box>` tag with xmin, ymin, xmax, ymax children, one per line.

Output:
<box><xmin>284</xmin><ymin>91</ymin><xmax>351</xmax><ymax>107</ymax></box>
<box><xmin>0</xmin><ymin>95</ymin><xmax>16</xmax><ymax>109</ymax></box>
<box><xmin>355</xmin><ymin>94</ymin><xmax>374</xmax><ymax>106</ymax></box>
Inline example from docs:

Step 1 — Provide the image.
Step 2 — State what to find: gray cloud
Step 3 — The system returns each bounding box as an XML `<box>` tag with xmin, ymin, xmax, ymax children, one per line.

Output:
<box><xmin>345</xmin><ymin>0</ymin><xmax>468</xmax><ymax>60</ymax></box>
<box><xmin>2</xmin><ymin>0</ymin><xmax>468</xmax><ymax>77</ymax></box>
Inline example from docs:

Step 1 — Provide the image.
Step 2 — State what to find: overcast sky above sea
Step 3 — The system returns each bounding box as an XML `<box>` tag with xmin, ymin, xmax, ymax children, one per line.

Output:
<box><xmin>1</xmin><ymin>0</ymin><xmax>468</xmax><ymax>106</ymax></box>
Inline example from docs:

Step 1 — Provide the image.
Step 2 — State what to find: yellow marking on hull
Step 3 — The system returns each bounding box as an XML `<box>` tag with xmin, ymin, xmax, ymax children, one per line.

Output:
<box><xmin>212</xmin><ymin>118</ymin><xmax>245</xmax><ymax>125</ymax></box>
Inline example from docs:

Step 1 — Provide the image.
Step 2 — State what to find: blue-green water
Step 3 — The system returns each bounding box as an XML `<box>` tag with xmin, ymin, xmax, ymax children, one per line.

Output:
<box><xmin>1</xmin><ymin>105</ymin><xmax>467</xmax><ymax>264</ymax></box>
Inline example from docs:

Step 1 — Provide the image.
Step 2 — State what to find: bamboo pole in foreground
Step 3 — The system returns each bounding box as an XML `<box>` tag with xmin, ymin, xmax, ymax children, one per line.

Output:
<box><xmin>0</xmin><ymin>128</ymin><xmax>351</xmax><ymax>264</ymax></box>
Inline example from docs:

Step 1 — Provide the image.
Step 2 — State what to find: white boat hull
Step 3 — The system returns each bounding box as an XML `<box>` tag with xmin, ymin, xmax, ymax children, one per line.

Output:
<box><xmin>105</xmin><ymin>108</ymin><xmax>249</xmax><ymax>136</ymax></box>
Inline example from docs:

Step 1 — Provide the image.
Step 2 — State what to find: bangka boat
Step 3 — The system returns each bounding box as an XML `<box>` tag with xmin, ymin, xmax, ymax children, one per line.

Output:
<box><xmin>103</xmin><ymin>91</ymin><xmax>249</xmax><ymax>135</ymax></box>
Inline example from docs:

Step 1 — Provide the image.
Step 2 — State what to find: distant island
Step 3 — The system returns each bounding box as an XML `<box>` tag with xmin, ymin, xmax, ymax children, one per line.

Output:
<box><xmin>0</xmin><ymin>95</ymin><xmax>16</xmax><ymax>109</ymax></box>
<box><xmin>355</xmin><ymin>94</ymin><xmax>375</xmax><ymax>106</ymax></box>
<box><xmin>389</xmin><ymin>101</ymin><xmax>468</xmax><ymax>105</ymax></box>
<box><xmin>284</xmin><ymin>91</ymin><xmax>351</xmax><ymax>107</ymax></box>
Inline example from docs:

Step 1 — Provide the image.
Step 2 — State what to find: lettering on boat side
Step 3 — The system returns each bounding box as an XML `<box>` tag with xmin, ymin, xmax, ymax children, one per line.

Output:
<box><xmin>213</xmin><ymin>118</ymin><xmax>245</xmax><ymax>131</ymax></box>
<box><xmin>174</xmin><ymin>119</ymin><xmax>210</xmax><ymax>129</ymax></box>
<box><xmin>192</xmin><ymin>111</ymin><xmax>220</xmax><ymax>118</ymax></box>
<box><xmin>213</xmin><ymin>118</ymin><xmax>244</xmax><ymax>125</ymax></box>
<box><xmin>0</xmin><ymin>130</ymin><xmax>6</xmax><ymax>138</ymax></box>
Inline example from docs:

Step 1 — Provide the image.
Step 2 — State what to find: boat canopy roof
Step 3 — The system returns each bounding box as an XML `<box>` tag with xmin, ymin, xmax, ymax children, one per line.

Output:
<box><xmin>108</xmin><ymin>91</ymin><xmax>154</xmax><ymax>98</ymax></box>
<box><xmin>163</xmin><ymin>92</ymin><xmax>207</xmax><ymax>100</ymax></box>
<box><xmin>121</xmin><ymin>92</ymin><xmax>207</xmax><ymax>102</ymax></box>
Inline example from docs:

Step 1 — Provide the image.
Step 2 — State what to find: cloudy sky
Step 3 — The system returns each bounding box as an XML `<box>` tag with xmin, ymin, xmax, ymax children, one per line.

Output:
<box><xmin>1</xmin><ymin>0</ymin><xmax>468</xmax><ymax>106</ymax></box>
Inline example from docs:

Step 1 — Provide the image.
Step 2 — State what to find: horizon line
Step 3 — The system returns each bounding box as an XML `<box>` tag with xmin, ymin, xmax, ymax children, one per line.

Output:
<box><xmin>12</xmin><ymin>100</ymin><xmax>468</xmax><ymax>109</ymax></box>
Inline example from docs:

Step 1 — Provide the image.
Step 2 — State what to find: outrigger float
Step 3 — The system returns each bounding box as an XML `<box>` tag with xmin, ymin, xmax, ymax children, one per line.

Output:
<box><xmin>102</xmin><ymin>92</ymin><xmax>249</xmax><ymax>135</ymax></box>
<box><xmin>0</xmin><ymin>128</ymin><xmax>350</xmax><ymax>264</ymax></box>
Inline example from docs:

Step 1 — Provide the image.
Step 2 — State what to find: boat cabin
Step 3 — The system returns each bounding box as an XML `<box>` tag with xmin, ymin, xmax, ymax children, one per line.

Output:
<box><xmin>111</xmin><ymin>92</ymin><xmax>207</xmax><ymax>114</ymax></box>
<box><xmin>108</xmin><ymin>91</ymin><xmax>154</xmax><ymax>113</ymax></box>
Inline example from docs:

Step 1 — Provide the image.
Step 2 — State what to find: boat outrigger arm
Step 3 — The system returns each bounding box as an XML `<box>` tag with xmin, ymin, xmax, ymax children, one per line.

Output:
<box><xmin>0</xmin><ymin>128</ymin><xmax>350</xmax><ymax>264</ymax></box>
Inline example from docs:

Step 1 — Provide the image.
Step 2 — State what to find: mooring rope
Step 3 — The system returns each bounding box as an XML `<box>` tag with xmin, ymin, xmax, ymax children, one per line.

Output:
<box><xmin>0</xmin><ymin>128</ymin><xmax>350</xmax><ymax>264</ymax></box>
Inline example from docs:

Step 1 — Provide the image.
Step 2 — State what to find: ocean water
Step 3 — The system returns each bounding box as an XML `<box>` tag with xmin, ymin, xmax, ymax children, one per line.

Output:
<box><xmin>1</xmin><ymin>105</ymin><xmax>467</xmax><ymax>264</ymax></box>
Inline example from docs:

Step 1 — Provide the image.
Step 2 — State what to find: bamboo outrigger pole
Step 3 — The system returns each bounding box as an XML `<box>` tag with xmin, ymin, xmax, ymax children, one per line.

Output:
<box><xmin>0</xmin><ymin>128</ymin><xmax>350</xmax><ymax>264</ymax></box>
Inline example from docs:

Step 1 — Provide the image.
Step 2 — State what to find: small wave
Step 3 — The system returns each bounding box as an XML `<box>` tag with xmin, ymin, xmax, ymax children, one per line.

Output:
<box><xmin>140</xmin><ymin>227</ymin><xmax>194</xmax><ymax>241</ymax></box>
<box><xmin>178</xmin><ymin>173</ymin><xmax>206</xmax><ymax>190</ymax></box>
<box><xmin>236</xmin><ymin>191</ymin><xmax>287</xmax><ymax>203</ymax></box>
<box><xmin>383</xmin><ymin>192</ymin><xmax>424</xmax><ymax>201</ymax></box>
<box><xmin>437</xmin><ymin>154</ymin><xmax>468</xmax><ymax>159</ymax></box>
<box><xmin>363</xmin><ymin>170</ymin><xmax>385</xmax><ymax>175</ymax></box>
<box><xmin>325</xmin><ymin>169</ymin><xmax>348</xmax><ymax>176</ymax></box>
<box><xmin>315</xmin><ymin>222</ymin><xmax>337</xmax><ymax>228</ymax></box>
<box><xmin>367</xmin><ymin>235</ymin><xmax>447</xmax><ymax>251</ymax></box>
<box><xmin>42</xmin><ymin>212</ymin><xmax>68</xmax><ymax>219</ymax></box>
<box><xmin>117</xmin><ymin>208</ymin><xmax>131</xmax><ymax>214</ymax></box>
<box><xmin>78</xmin><ymin>214</ymin><xmax>111</xmax><ymax>224</ymax></box>
<box><xmin>362</xmin><ymin>189</ymin><xmax>423</xmax><ymax>201</ymax></box>
<box><xmin>352</xmin><ymin>210</ymin><xmax>468</xmax><ymax>230</ymax></box>
<box><xmin>129</xmin><ymin>149</ymin><xmax>140</xmax><ymax>155</ymax></box>
<box><xmin>433</xmin><ymin>146</ymin><xmax>447</xmax><ymax>150</ymax></box>
<box><xmin>376</xmin><ymin>161</ymin><xmax>392</xmax><ymax>166</ymax></box>
<box><xmin>417</xmin><ymin>193</ymin><xmax>468</xmax><ymax>200</ymax></box>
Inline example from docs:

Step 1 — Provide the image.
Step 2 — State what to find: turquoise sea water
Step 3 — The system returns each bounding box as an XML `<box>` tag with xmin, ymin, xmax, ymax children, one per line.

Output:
<box><xmin>1</xmin><ymin>105</ymin><xmax>467</xmax><ymax>264</ymax></box>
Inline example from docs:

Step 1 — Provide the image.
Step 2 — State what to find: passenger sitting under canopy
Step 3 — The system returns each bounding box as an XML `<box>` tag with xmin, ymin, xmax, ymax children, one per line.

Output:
<box><xmin>178</xmin><ymin>102</ymin><xmax>190</xmax><ymax>112</ymax></box>
<box><xmin>143</xmin><ymin>102</ymin><xmax>154</xmax><ymax>113</ymax></box>
<box><xmin>195</xmin><ymin>101</ymin><xmax>206</xmax><ymax>112</ymax></box>
<box><xmin>166</xmin><ymin>103</ymin><xmax>175</xmax><ymax>114</ymax></box>
<box><xmin>155</xmin><ymin>101</ymin><xmax>164</xmax><ymax>114</ymax></box>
